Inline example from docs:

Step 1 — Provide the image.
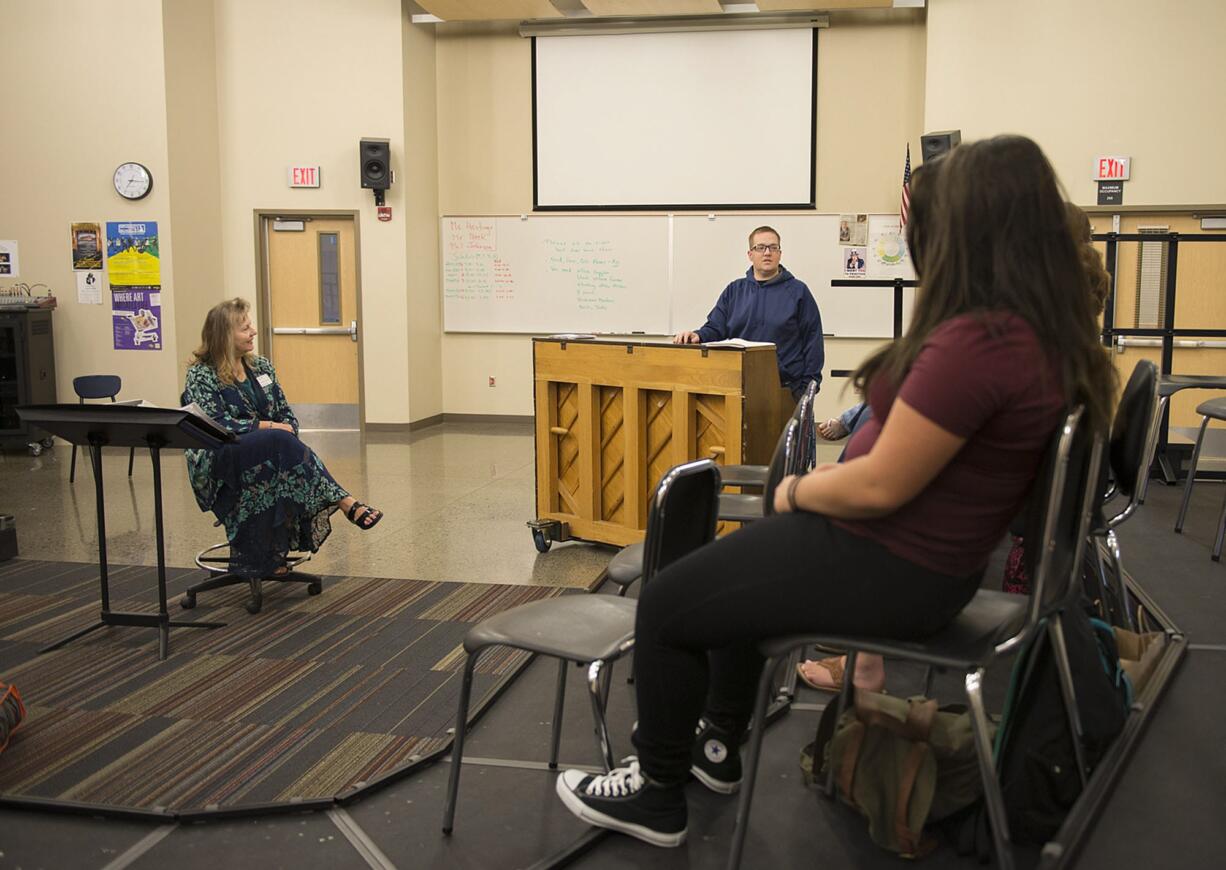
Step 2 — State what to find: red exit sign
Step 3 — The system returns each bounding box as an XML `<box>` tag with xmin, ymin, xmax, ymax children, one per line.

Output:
<box><xmin>288</xmin><ymin>165</ymin><xmax>321</xmax><ymax>188</ymax></box>
<box><xmin>1094</xmin><ymin>156</ymin><xmax>1130</xmax><ymax>181</ymax></box>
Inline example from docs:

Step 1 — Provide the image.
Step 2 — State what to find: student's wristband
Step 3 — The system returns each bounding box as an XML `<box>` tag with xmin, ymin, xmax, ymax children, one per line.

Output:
<box><xmin>786</xmin><ymin>475</ymin><xmax>802</xmax><ymax>512</ymax></box>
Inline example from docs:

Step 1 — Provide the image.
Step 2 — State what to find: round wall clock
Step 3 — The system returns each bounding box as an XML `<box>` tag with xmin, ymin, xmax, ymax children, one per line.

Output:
<box><xmin>113</xmin><ymin>162</ymin><xmax>153</xmax><ymax>200</ymax></box>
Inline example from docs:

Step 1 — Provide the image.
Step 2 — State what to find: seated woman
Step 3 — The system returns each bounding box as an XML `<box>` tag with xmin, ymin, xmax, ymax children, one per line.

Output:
<box><xmin>553</xmin><ymin>135</ymin><xmax>1117</xmax><ymax>847</ymax></box>
<box><xmin>183</xmin><ymin>297</ymin><xmax>382</xmax><ymax>581</ymax></box>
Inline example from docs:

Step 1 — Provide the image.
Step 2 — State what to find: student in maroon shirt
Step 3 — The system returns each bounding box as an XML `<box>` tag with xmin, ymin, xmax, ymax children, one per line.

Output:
<box><xmin>554</xmin><ymin>136</ymin><xmax>1118</xmax><ymax>848</ymax></box>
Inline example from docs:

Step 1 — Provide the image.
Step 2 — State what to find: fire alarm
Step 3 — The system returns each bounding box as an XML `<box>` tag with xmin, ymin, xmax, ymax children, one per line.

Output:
<box><xmin>377</xmin><ymin>206</ymin><xmax>392</xmax><ymax>222</ymax></box>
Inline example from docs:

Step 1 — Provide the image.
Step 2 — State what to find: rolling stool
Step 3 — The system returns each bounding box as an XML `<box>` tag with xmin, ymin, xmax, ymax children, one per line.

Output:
<box><xmin>181</xmin><ymin>542</ymin><xmax>320</xmax><ymax>614</ymax></box>
<box><xmin>1174</xmin><ymin>396</ymin><xmax>1226</xmax><ymax>560</ymax></box>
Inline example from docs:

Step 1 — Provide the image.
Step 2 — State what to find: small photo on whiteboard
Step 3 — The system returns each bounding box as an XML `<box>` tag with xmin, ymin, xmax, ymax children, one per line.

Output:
<box><xmin>843</xmin><ymin>247</ymin><xmax>867</xmax><ymax>277</ymax></box>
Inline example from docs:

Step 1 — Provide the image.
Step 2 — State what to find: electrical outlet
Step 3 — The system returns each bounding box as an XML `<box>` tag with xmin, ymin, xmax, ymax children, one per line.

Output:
<box><xmin>488</xmin><ymin>376</ymin><xmax>496</xmax><ymax>387</ymax></box>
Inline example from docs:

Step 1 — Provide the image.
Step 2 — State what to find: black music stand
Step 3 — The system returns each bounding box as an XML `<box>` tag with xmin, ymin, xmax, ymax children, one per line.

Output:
<box><xmin>17</xmin><ymin>403</ymin><xmax>234</xmax><ymax>660</ymax></box>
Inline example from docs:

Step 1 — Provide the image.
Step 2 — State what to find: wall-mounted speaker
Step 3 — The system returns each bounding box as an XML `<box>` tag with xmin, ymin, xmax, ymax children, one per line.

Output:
<box><xmin>920</xmin><ymin>130</ymin><xmax>961</xmax><ymax>164</ymax></box>
<box><xmin>359</xmin><ymin>138</ymin><xmax>391</xmax><ymax>189</ymax></box>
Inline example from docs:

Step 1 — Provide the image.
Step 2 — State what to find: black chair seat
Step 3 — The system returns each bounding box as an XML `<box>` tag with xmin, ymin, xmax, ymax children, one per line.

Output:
<box><xmin>716</xmin><ymin>464</ymin><xmax>768</xmax><ymax>488</ymax></box>
<box><xmin>759</xmin><ymin>590</ymin><xmax>1027</xmax><ymax>673</ymax></box>
<box><xmin>464</xmin><ymin>594</ymin><xmax>637</xmax><ymax>662</ymax></box>
<box><xmin>607</xmin><ymin>541</ymin><xmax>644</xmax><ymax>588</ymax></box>
<box><xmin>1194</xmin><ymin>396</ymin><xmax>1226</xmax><ymax>420</ymax></box>
<box><xmin>719</xmin><ymin>492</ymin><xmax>764</xmax><ymax>522</ymax></box>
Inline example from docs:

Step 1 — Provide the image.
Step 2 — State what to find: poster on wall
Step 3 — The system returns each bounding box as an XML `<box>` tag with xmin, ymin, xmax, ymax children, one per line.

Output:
<box><xmin>843</xmin><ymin>246</ymin><xmax>867</xmax><ymax>277</ymax></box>
<box><xmin>77</xmin><ymin>270</ymin><xmax>102</xmax><ymax>305</ymax></box>
<box><xmin>0</xmin><ymin>240</ymin><xmax>19</xmax><ymax>277</ymax></box>
<box><xmin>112</xmin><ymin>286</ymin><xmax>162</xmax><ymax>350</ymax></box>
<box><xmin>105</xmin><ymin>221</ymin><xmax>160</xmax><ymax>286</ymax></box>
<box><xmin>867</xmin><ymin>216</ymin><xmax>911</xmax><ymax>279</ymax></box>
<box><xmin>71</xmin><ymin>222</ymin><xmax>103</xmax><ymax>270</ymax></box>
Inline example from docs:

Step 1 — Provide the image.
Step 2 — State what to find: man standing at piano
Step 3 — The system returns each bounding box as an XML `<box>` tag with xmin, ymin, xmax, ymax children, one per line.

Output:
<box><xmin>672</xmin><ymin>225</ymin><xmax>824</xmax><ymax>401</ymax></box>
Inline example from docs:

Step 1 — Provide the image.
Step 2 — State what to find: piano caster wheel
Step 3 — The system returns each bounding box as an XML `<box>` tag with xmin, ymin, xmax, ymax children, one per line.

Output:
<box><xmin>533</xmin><ymin>529</ymin><xmax>552</xmax><ymax>553</ymax></box>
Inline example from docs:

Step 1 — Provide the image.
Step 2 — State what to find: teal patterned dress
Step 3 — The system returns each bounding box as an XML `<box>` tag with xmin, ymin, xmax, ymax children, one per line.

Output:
<box><xmin>183</xmin><ymin>356</ymin><xmax>348</xmax><ymax>578</ymax></box>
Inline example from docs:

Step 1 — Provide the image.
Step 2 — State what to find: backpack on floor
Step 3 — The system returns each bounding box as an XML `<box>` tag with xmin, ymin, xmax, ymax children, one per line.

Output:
<box><xmin>800</xmin><ymin>690</ymin><xmax>991</xmax><ymax>858</ymax></box>
<box><xmin>992</xmin><ymin>604</ymin><xmax>1131</xmax><ymax>845</ymax></box>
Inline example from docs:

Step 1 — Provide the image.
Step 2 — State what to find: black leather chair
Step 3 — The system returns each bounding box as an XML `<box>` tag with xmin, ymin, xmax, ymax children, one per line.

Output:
<box><xmin>1088</xmin><ymin>360</ymin><xmax>1159</xmax><ymax>628</ymax></box>
<box><xmin>68</xmin><ymin>375</ymin><xmax>134</xmax><ymax>483</ymax></box>
<box><xmin>442</xmin><ymin>457</ymin><xmax>723</xmax><ymax>836</ymax></box>
<box><xmin>718</xmin><ymin>379</ymin><xmax>817</xmax><ymax>490</ymax></box>
<box><xmin>727</xmin><ymin>407</ymin><xmax>1104</xmax><ymax>870</ymax></box>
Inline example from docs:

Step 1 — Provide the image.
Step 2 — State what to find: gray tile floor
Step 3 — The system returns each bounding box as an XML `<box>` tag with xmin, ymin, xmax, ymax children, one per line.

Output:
<box><xmin>0</xmin><ymin>422</ymin><xmax>613</xmax><ymax>588</ymax></box>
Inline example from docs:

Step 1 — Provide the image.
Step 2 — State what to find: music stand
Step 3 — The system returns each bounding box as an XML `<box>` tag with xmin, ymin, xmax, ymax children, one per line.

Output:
<box><xmin>17</xmin><ymin>403</ymin><xmax>234</xmax><ymax>660</ymax></box>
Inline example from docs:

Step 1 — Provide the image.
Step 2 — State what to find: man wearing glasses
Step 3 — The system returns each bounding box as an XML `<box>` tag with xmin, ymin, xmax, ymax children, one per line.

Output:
<box><xmin>673</xmin><ymin>226</ymin><xmax>824</xmax><ymax>400</ymax></box>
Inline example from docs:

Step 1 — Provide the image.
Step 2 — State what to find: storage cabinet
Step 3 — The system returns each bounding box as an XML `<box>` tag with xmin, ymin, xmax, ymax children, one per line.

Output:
<box><xmin>0</xmin><ymin>308</ymin><xmax>57</xmax><ymax>452</ymax></box>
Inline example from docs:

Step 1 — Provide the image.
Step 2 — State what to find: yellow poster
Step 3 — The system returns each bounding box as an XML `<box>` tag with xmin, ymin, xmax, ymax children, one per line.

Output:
<box><xmin>105</xmin><ymin>221</ymin><xmax>160</xmax><ymax>286</ymax></box>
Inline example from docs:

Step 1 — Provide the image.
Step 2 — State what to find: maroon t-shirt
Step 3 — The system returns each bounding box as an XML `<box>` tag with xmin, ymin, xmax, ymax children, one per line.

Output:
<box><xmin>834</xmin><ymin>313</ymin><xmax>1066</xmax><ymax>578</ymax></box>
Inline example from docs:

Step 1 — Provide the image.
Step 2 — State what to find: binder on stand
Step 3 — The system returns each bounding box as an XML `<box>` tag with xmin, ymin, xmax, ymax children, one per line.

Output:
<box><xmin>16</xmin><ymin>403</ymin><xmax>234</xmax><ymax>660</ymax></box>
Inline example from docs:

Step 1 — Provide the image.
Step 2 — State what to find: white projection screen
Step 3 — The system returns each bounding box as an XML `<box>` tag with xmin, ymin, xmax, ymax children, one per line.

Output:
<box><xmin>533</xmin><ymin>28</ymin><xmax>817</xmax><ymax>210</ymax></box>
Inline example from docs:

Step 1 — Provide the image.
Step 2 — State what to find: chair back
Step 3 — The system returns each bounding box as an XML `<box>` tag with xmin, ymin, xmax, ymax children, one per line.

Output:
<box><xmin>793</xmin><ymin>379</ymin><xmax>819</xmax><ymax>475</ymax></box>
<box><xmin>1105</xmin><ymin>359</ymin><xmax>1159</xmax><ymax>527</ymax></box>
<box><xmin>762</xmin><ymin>417</ymin><xmax>801</xmax><ymax>518</ymax></box>
<box><xmin>641</xmin><ymin>459</ymin><xmax>722</xmax><ymax>585</ymax></box>
<box><xmin>73</xmin><ymin>375</ymin><xmax>122</xmax><ymax>402</ymax></box>
<box><xmin>1007</xmin><ymin>406</ymin><xmax>1104</xmax><ymax>652</ymax></box>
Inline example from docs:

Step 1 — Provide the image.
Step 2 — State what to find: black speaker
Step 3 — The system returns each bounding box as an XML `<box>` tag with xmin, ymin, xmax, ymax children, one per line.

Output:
<box><xmin>359</xmin><ymin>138</ymin><xmax>391</xmax><ymax>189</ymax></box>
<box><xmin>920</xmin><ymin>130</ymin><xmax>961</xmax><ymax>164</ymax></box>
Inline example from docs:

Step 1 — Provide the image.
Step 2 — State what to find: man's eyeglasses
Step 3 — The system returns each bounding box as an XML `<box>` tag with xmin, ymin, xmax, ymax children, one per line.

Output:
<box><xmin>750</xmin><ymin>244</ymin><xmax>781</xmax><ymax>253</ymax></box>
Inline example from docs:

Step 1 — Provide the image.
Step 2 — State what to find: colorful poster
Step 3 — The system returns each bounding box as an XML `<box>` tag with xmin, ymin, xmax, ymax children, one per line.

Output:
<box><xmin>71</xmin><ymin>222</ymin><xmax>103</xmax><ymax>270</ymax></box>
<box><xmin>105</xmin><ymin>221</ymin><xmax>160</xmax><ymax>285</ymax></box>
<box><xmin>112</xmin><ymin>286</ymin><xmax>162</xmax><ymax>350</ymax></box>
<box><xmin>867</xmin><ymin>215</ymin><xmax>913</xmax><ymax>279</ymax></box>
<box><xmin>0</xmin><ymin>240</ymin><xmax>18</xmax><ymax>278</ymax></box>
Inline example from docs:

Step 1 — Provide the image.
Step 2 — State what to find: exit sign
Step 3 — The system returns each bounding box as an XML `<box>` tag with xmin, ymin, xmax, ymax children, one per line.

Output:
<box><xmin>1094</xmin><ymin>156</ymin><xmax>1130</xmax><ymax>181</ymax></box>
<box><xmin>288</xmin><ymin>165</ymin><xmax>321</xmax><ymax>188</ymax></box>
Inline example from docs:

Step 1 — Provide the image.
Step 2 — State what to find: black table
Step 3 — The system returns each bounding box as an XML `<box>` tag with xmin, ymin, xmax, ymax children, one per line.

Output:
<box><xmin>16</xmin><ymin>403</ymin><xmax>234</xmax><ymax>659</ymax></box>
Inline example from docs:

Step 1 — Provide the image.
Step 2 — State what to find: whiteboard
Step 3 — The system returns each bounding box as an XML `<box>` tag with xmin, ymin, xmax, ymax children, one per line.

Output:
<box><xmin>534</xmin><ymin>29</ymin><xmax>815</xmax><ymax>208</ymax></box>
<box><xmin>442</xmin><ymin>216</ymin><xmax>670</xmax><ymax>333</ymax></box>
<box><xmin>441</xmin><ymin>213</ymin><xmax>914</xmax><ymax>336</ymax></box>
<box><xmin>672</xmin><ymin>214</ymin><xmax>916</xmax><ymax>339</ymax></box>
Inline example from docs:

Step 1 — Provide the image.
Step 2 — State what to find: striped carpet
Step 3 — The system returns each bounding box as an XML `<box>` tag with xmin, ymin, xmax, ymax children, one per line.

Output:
<box><xmin>0</xmin><ymin>558</ymin><xmax>584</xmax><ymax>814</ymax></box>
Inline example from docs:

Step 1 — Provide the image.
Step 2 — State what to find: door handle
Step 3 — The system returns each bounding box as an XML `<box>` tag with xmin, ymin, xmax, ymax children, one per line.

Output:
<box><xmin>272</xmin><ymin>320</ymin><xmax>359</xmax><ymax>342</ymax></box>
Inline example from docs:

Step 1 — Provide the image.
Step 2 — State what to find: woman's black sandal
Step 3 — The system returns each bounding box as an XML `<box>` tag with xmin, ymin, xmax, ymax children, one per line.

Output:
<box><xmin>345</xmin><ymin>501</ymin><xmax>383</xmax><ymax>530</ymax></box>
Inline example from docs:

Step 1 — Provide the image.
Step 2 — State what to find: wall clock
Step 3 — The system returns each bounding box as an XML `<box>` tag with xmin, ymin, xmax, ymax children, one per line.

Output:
<box><xmin>113</xmin><ymin>162</ymin><xmax>153</xmax><ymax>200</ymax></box>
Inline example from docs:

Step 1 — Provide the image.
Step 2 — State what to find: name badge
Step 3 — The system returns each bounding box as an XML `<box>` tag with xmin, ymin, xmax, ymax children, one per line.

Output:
<box><xmin>256</xmin><ymin>374</ymin><xmax>273</xmax><ymax>388</ymax></box>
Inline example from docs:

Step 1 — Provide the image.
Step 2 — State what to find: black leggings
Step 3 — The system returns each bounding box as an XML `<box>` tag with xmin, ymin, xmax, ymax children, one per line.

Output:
<box><xmin>630</xmin><ymin>511</ymin><xmax>982</xmax><ymax>784</ymax></box>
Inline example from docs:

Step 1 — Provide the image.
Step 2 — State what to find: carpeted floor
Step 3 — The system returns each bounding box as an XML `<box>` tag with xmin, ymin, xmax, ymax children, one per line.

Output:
<box><xmin>0</xmin><ymin>558</ymin><xmax>583</xmax><ymax>815</ymax></box>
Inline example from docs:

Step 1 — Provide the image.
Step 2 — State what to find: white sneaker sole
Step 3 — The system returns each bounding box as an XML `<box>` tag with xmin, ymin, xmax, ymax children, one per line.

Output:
<box><xmin>690</xmin><ymin>764</ymin><xmax>741</xmax><ymax>795</ymax></box>
<box><xmin>555</xmin><ymin>775</ymin><xmax>687</xmax><ymax>848</ymax></box>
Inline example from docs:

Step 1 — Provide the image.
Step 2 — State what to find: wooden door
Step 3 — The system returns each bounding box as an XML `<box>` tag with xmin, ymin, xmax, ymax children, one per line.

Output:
<box><xmin>264</xmin><ymin>217</ymin><xmax>361</xmax><ymax>429</ymax></box>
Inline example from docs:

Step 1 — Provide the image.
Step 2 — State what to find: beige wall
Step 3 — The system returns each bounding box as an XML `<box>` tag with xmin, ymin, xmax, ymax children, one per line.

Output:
<box><xmin>163</xmin><ymin>0</ymin><xmax>225</xmax><ymax>383</ymax></box>
<box><xmin>403</xmin><ymin>15</ymin><xmax>444</xmax><ymax>422</ymax></box>
<box><xmin>434</xmin><ymin>11</ymin><xmax>928</xmax><ymax>416</ymax></box>
<box><xmin>212</xmin><ymin>0</ymin><xmax>412</xmax><ymax>424</ymax></box>
<box><xmin>1</xmin><ymin>0</ymin><xmax>183</xmax><ymax>405</ymax></box>
<box><xmin>925</xmin><ymin>0</ymin><xmax>1226</xmax><ymax>206</ymax></box>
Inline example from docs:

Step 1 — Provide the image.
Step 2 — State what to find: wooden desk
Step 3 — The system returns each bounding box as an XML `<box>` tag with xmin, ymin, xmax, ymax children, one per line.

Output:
<box><xmin>530</xmin><ymin>338</ymin><xmax>789</xmax><ymax>549</ymax></box>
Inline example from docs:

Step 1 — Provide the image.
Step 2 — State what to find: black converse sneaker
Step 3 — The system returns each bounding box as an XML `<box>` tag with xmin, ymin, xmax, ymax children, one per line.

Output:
<box><xmin>690</xmin><ymin>718</ymin><xmax>742</xmax><ymax>795</ymax></box>
<box><xmin>555</xmin><ymin>758</ymin><xmax>687</xmax><ymax>847</ymax></box>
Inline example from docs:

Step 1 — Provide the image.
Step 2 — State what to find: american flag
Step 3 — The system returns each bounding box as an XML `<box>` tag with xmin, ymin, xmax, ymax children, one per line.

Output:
<box><xmin>900</xmin><ymin>144</ymin><xmax>912</xmax><ymax>229</ymax></box>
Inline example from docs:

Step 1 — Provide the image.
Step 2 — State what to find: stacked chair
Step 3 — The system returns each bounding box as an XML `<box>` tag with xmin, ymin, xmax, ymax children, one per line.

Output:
<box><xmin>726</xmin><ymin>406</ymin><xmax>1105</xmax><ymax>870</ymax></box>
<box><xmin>442</xmin><ymin>457</ymin><xmax>724</xmax><ymax>835</ymax></box>
<box><xmin>604</xmin><ymin>381</ymin><xmax>815</xmax><ymax>597</ymax></box>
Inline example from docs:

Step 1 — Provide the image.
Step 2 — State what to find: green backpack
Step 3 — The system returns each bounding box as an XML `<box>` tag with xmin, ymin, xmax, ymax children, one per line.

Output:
<box><xmin>800</xmin><ymin>691</ymin><xmax>992</xmax><ymax>858</ymax></box>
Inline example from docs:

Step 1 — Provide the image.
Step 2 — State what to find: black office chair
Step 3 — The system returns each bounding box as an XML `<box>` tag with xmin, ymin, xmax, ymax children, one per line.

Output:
<box><xmin>1088</xmin><ymin>360</ymin><xmax>1160</xmax><ymax>629</ymax></box>
<box><xmin>727</xmin><ymin>407</ymin><xmax>1104</xmax><ymax>870</ymax></box>
<box><xmin>442</xmin><ymin>458</ymin><xmax>722</xmax><ymax>836</ymax></box>
<box><xmin>605</xmin><ymin>415</ymin><xmax>801</xmax><ymax>597</ymax></box>
<box><xmin>69</xmin><ymin>375</ymin><xmax>135</xmax><ymax>483</ymax></box>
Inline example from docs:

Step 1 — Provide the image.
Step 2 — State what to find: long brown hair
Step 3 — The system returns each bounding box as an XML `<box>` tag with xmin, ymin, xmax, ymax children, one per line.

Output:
<box><xmin>1066</xmin><ymin>202</ymin><xmax>1110</xmax><ymax>315</ymax></box>
<box><xmin>192</xmin><ymin>297</ymin><xmax>253</xmax><ymax>385</ymax></box>
<box><xmin>853</xmin><ymin>135</ymin><xmax>1117</xmax><ymax>432</ymax></box>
